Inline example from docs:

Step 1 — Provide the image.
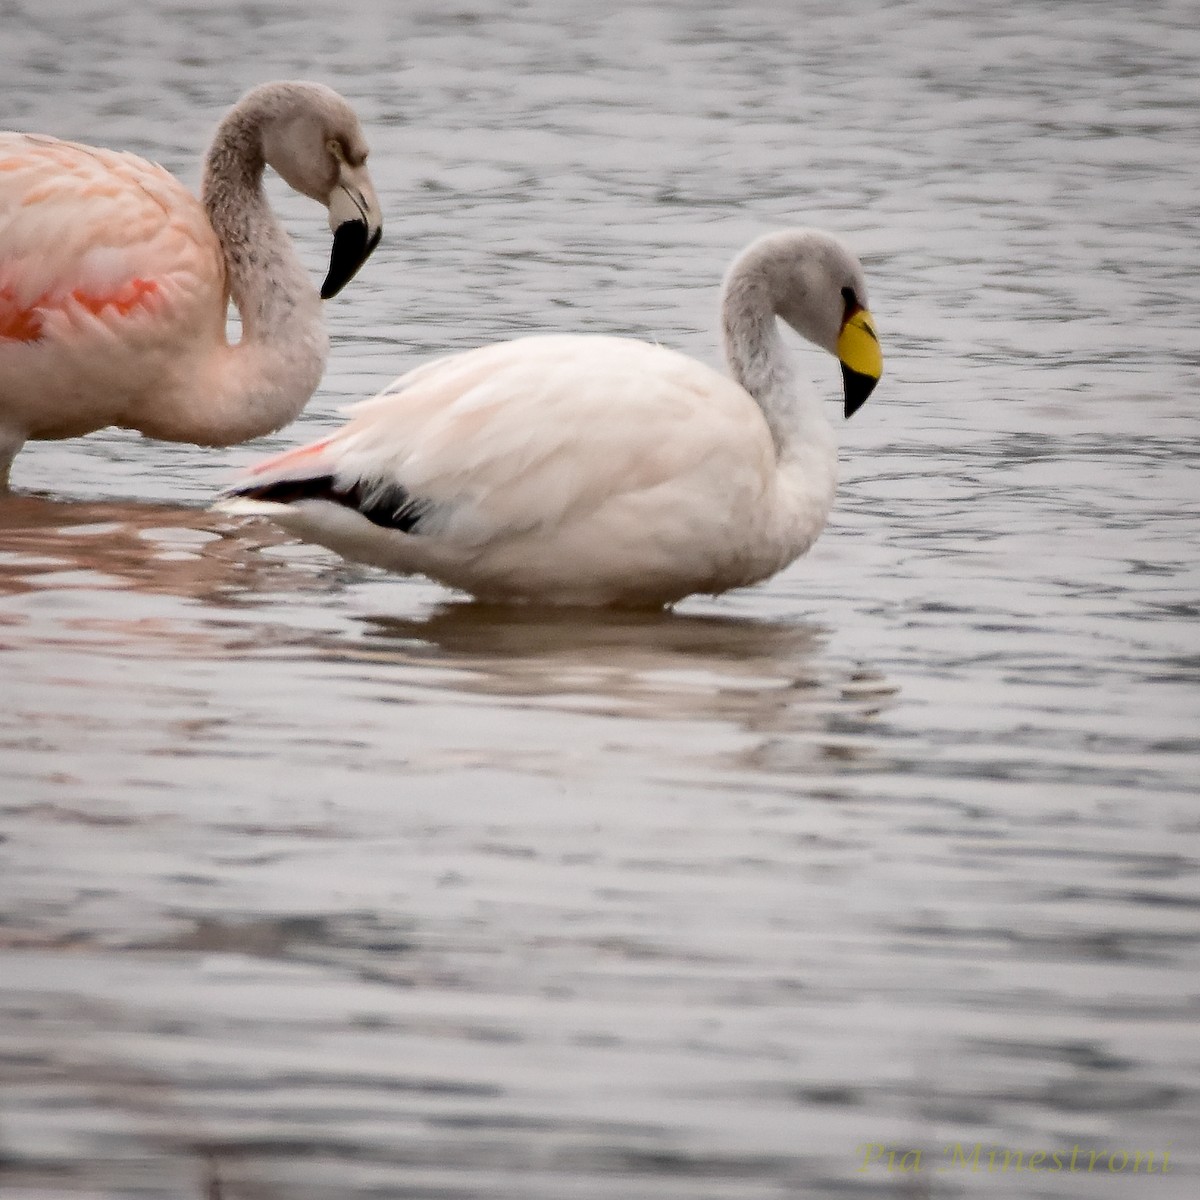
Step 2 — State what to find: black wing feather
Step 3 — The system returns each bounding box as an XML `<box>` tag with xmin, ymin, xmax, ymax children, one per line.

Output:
<box><xmin>228</xmin><ymin>474</ymin><xmax>431</xmax><ymax>534</ymax></box>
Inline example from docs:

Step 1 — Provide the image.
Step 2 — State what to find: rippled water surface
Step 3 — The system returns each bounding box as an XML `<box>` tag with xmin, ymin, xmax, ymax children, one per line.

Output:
<box><xmin>2</xmin><ymin>1</ymin><xmax>1198</xmax><ymax>1197</ymax></box>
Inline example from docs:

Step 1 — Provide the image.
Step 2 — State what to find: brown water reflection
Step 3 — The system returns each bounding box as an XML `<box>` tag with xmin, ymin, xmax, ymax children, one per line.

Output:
<box><xmin>1</xmin><ymin>491</ymin><xmax>897</xmax><ymax>741</ymax></box>
<box><xmin>346</xmin><ymin>605</ymin><xmax>900</xmax><ymax>780</ymax></box>
<box><xmin>0</xmin><ymin>493</ymin><xmax>319</xmax><ymax>604</ymax></box>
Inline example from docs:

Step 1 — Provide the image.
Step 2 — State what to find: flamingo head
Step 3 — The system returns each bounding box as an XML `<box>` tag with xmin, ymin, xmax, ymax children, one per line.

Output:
<box><xmin>257</xmin><ymin>82</ymin><xmax>384</xmax><ymax>299</ymax></box>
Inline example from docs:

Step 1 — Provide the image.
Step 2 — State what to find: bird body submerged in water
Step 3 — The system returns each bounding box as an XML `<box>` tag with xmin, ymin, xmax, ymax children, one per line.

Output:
<box><xmin>219</xmin><ymin>229</ymin><xmax>883</xmax><ymax>608</ymax></box>
<box><xmin>0</xmin><ymin>80</ymin><xmax>383</xmax><ymax>488</ymax></box>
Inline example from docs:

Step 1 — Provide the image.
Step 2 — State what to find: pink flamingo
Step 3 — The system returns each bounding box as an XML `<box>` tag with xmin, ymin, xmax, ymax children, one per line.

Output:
<box><xmin>0</xmin><ymin>81</ymin><xmax>382</xmax><ymax>489</ymax></box>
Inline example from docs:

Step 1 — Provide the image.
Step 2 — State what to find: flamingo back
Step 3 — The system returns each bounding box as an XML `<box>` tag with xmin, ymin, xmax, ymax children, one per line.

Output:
<box><xmin>0</xmin><ymin>132</ymin><xmax>226</xmax><ymax>438</ymax></box>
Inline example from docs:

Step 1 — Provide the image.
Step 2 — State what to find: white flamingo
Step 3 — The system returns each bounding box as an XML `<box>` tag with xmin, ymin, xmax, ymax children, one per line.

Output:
<box><xmin>0</xmin><ymin>80</ymin><xmax>383</xmax><ymax>489</ymax></box>
<box><xmin>218</xmin><ymin>229</ymin><xmax>883</xmax><ymax>608</ymax></box>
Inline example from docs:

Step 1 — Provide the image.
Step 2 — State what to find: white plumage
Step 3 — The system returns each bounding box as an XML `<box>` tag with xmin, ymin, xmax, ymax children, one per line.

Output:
<box><xmin>218</xmin><ymin>229</ymin><xmax>883</xmax><ymax>608</ymax></box>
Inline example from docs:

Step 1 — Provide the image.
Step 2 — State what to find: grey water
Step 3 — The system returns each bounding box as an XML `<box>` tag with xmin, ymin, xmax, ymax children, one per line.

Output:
<box><xmin>1</xmin><ymin>0</ymin><xmax>1198</xmax><ymax>1197</ymax></box>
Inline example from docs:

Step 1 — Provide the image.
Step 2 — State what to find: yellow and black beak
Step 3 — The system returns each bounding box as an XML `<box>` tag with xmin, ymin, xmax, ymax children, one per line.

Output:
<box><xmin>837</xmin><ymin>294</ymin><xmax>883</xmax><ymax>418</ymax></box>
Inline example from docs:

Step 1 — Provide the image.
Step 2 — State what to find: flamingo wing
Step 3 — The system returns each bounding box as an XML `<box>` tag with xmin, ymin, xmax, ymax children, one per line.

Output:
<box><xmin>0</xmin><ymin>133</ymin><xmax>223</xmax><ymax>345</ymax></box>
<box><xmin>0</xmin><ymin>132</ymin><xmax>228</xmax><ymax>443</ymax></box>
<box><xmin>234</xmin><ymin>335</ymin><xmax>775</xmax><ymax>537</ymax></box>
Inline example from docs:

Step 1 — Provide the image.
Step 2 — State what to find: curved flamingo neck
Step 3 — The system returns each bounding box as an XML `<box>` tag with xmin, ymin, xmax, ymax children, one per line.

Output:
<box><xmin>720</xmin><ymin>258</ymin><xmax>815</xmax><ymax>457</ymax></box>
<box><xmin>718</xmin><ymin>246</ymin><xmax>839</xmax><ymax>558</ymax></box>
<box><xmin>190</xmin><ymin>102</ymin><xmax>327</xmax><ymax>444</ymax></box>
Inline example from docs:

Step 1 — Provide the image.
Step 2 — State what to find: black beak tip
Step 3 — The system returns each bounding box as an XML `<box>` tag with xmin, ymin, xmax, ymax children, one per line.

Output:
<box><xmin>321</xmin><ymin>218</ymin><xmax>381</xmax><ymax>300</ymax></box>
<box><xmin>842</xmin><ymin>364</ymin><xmax>879</xmax><ymax>419</ymax></box>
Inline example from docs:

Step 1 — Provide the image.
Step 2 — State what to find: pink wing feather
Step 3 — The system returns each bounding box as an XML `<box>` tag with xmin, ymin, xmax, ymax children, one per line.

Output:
<box><xmin>0</xmin><ymin>132</ymin><xmax>227</xmax><ymax>441</ymax></box>
<box><xmin>0</xmin><ymin>133</ymin><xmax>222</xmax><ymax>340</ymax></box>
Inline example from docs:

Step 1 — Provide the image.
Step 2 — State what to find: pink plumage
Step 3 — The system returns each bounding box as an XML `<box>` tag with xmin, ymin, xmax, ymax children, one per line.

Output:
<box><xmin>0</xmin><ymin>134</ymin><xmax>227</xmax><ymax>448</ymax></box>
<box><xmin>0</xmin><ymin>82</ymin><xmax>383</xmax><ymax>489</ymax></box>
<box><xmin>0</xmin><ymin>135</ymin><xmax>218</xmax><ymax>342</ymax></box>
